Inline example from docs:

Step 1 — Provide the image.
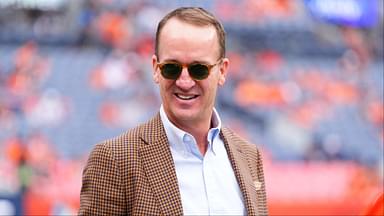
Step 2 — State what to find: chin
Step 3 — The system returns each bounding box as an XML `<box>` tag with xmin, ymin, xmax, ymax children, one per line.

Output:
<box><xmin>172</xmin><ymin>108</ymin><xmax>200</xmax><ymax>122</ymax></box>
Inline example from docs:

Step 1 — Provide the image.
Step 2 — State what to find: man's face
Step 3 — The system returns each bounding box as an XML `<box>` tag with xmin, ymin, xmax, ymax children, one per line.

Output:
<box><xmin>152</xmin><ymin>18</ymin><xmax>228</xmax><ymax>129</ymax></box>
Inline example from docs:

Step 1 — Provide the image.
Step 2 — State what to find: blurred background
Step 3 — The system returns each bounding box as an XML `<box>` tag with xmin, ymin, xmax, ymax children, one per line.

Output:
<box><xmin>0</xmin><ymin>0</ymin><xmax>383</xmax><ymax>215</ymax></box>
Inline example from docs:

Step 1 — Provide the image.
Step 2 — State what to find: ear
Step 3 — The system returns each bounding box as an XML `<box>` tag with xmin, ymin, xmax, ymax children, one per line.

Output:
<box><xmin>152</xmin><ymin>54</ymin><xmax>160</xmax><ymax>84</ymax></box>
<box><xmin>218</xmin><ymin>58</ymin><xmax>229</xmax><ymax>86</ymax></box>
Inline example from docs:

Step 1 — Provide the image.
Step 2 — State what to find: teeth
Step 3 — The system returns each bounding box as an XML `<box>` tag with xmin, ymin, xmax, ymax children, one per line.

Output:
<box><xmin>176</xmin><ymin>94</ymin><xmax>196</xmax><ymax>100</ymax></box>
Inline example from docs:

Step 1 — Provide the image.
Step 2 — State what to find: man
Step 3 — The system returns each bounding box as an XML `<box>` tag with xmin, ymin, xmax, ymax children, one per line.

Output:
<box><xmin>79</xmin><ymin>7</ymin><xmax>268</xmax><ymax>215</ymax></box>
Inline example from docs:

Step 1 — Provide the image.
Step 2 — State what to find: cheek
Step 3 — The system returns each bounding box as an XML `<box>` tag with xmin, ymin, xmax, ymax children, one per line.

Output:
<box><xmin>159</xmin><ymin>80</ymin><xmax>174</xmax><ymax>95</ymax></box>
<box><xmin>203</xmin><ymin>79</ymin><xmax>219</xmax><ymax>98</ymax></box>
<box><xmin>207</xmin><ymin>74</ymin><xmax>221</xmax><ymax>89</ymax></box>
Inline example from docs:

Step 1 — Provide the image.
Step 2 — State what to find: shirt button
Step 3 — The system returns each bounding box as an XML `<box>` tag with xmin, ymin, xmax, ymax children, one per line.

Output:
<box><xmin>184</xmin><ymin>135</ymin><xmax>191</xmax><ymax>143</ymax></box>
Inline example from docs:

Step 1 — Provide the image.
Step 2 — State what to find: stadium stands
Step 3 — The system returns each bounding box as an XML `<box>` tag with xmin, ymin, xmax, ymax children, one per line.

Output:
<box><xmin>0</xmin><ymin>0</ymin><xmax>382</xmax><ymax>215</ymax></box>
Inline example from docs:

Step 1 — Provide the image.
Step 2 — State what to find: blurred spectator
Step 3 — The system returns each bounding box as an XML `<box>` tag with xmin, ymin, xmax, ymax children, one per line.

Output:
<box><xmin>89</xmin><ymin>51</ymin><xmax>139</xmax><ymax>90</ymax></box>
<box><xmin>7</xmin><ymin>41</ymin><xmax>50</xmax><ymax>97</ymax></box>
<box><xmin>96</xmin><ymin>10</ymin><xmax>133</xmax><ymax>49</ymax></box>
<box><xmin>23</xmin><ymin>89</ymin><xmax>70</xmax><ymax>128</ymax></box>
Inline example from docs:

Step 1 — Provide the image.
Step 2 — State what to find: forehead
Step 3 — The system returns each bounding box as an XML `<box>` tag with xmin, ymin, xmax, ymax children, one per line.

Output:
<box><xmin>158</xmin><ymin>18</ymin><xmax>220</xmax><ymax>62</ymax></box>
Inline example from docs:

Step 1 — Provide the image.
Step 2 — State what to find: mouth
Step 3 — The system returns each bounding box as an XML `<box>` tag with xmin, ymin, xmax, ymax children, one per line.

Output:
<box><xmin>175</xmin><ymin>93</ymin><xmax>199</xmax><ymax>100</ymax></box>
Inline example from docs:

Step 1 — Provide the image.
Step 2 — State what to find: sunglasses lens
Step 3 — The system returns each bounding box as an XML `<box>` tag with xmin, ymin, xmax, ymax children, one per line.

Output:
<box><xmin>161</xmin><ymin>63</ymin><xmax>182</xmax><ymax>79</ymax></box>
<box><xmin>189</xmin><ymin>64</ymin><xmax>209</xmax><ymax>80</ymax></box>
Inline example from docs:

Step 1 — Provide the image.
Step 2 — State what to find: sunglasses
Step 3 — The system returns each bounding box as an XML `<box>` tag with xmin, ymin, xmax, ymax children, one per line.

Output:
<box><xmin>156</xmin><ymin>59</ymin><xmax>222</xmax><ymax>80</ymax></box>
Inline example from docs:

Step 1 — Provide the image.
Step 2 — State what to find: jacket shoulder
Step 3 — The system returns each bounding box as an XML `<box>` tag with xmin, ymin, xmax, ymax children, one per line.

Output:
<box><xmin>222</xmin><ymin>127</ymin><xmax>260</xmax><ymax>153</ymax></box>
<box><xmin>80</xmin><ymin>117</ymin><xmax>159</xmax><ymax>215</ymax></box>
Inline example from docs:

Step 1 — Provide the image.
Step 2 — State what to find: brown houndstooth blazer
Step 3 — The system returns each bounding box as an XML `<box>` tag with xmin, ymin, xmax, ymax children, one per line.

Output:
<box><xmin>79</xmin><ymin>113</ymin><xmax>268</xmax><ymax>215</ymax></box>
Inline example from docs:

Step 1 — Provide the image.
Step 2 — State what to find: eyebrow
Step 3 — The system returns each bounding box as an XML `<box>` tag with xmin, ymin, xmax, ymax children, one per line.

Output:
<box><xmin>160</xmin><ymin>59</ymin><xmax>212</xmax><ymax>65</ymax></box>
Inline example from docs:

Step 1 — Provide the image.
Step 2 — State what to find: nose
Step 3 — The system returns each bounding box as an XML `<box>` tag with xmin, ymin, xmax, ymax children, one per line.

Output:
<box><xmin>175</xmin><ymin>67</ymin><xmax>195</xmax><ymax>90</ymax></box>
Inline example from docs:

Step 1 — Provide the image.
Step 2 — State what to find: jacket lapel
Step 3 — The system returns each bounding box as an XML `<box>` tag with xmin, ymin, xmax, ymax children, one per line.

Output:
<box><xmin>221</xmin><ymin>128</ymin><xmax>260</xmax><ymax>215</ymax></box>
<box><xmin>139</xmin><ymin>114</ymin><xmax>183</xmax><ymax>215</ymax></box>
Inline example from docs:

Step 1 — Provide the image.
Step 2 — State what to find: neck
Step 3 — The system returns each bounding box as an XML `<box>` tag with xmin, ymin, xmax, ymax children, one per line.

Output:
<box><xmin>174</xmin><ymin>118</ymin><xmax>212</xmax><ymax>156</ymax></box>
<box><xmin>189</xmin><ymin>123</ymin><xmax>210</xmax><ymax>155</ymax></box>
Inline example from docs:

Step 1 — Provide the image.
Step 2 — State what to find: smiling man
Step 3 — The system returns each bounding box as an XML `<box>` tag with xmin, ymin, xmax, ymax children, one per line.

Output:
<box><xmin>79</xmin><ymin>7</ymin><xmax>268</xmax><ymax>215</ymax></box>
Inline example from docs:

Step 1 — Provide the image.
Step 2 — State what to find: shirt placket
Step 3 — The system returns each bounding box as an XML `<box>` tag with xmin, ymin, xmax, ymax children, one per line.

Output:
<box><xmin>203</xmin><ymin>139</ymin><xmax>222</xmax><ymax>215</ymax></box>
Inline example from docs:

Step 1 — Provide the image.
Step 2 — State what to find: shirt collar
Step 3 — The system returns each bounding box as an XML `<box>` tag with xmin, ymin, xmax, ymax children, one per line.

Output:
<box><xmin>160</xmin><ymin>105</ymin><xmax>187</xmax><ymax>154</ymax></box>
<box><xmin>159</xmin><ymin>105</ymin><xmax>222</xmax><ymax>157</ymax></box>
<box><xmin>207</xmin><ymin>107</ymin><xmax>221</xmax><ymax>154</ymax></box>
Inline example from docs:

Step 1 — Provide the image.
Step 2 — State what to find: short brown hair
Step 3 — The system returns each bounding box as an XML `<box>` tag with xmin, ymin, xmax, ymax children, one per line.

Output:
<box><xmin>155</xmin><ymin>7</ymin><xmax>226</xmax><ymax>59</ymax></box>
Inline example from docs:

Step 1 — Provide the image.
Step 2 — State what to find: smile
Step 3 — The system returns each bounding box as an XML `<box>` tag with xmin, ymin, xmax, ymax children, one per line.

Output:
<box><xmin>175</xmin><ymin>93</ymin><xmax>198</xmax><ymax>100</ymax></box>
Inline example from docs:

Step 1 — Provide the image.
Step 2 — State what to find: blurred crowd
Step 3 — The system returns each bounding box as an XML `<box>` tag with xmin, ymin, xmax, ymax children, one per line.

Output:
<box><xmin>0</xmin><ymin>0</ymin><xmax>383</xmax><ymax>215</ymax></box>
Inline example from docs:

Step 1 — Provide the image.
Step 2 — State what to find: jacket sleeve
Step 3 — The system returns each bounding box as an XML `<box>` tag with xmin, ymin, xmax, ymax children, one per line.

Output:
<box><xmin>79</xmin><ymin>142</ymin><xmax>126</xmax><ymax>215</ymax></box>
